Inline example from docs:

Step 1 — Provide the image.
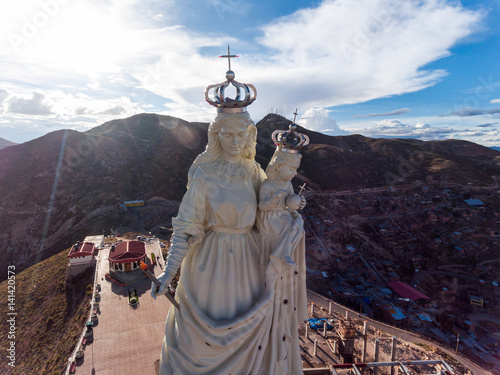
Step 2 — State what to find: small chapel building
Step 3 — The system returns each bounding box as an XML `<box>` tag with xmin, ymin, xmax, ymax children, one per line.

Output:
<box><xmin>108</xmin><ymin>240</ymin><xmax>146</xmax><ymax>272</ymax></box>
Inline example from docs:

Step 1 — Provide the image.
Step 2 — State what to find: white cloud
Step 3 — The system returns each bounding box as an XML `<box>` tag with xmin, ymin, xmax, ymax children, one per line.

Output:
<box><xmin>491</xmin><ymin>99</ymin><xmax>500</xmax><ymax>104</ymax></box>
<box><xmin>4</xmin><ymin>88</ymin><xmax>144</xmax><ymax>126</ymax></box>
<box><xmin>161</xmin><ymin>101</ymin><xmax>214</xmax><ymax>123</ymax></box>
<box><xmin>132</xmin><ymin>28</ymin><xmax>228</xmax><ymax>106</ymax></box>
<box><xmin>0</xmin><ymin>89</ymin><xmax>8</xmax><ymax>106</ymax></box>
<box><xmin>346</xmin><ymin>118</ymin><xmax>500</xmax><ymax>146</ymax></box>
<box><xmin>415</xmin><ymin>122</ymin><xmax>430</xmax><ymax>129</ymax></box>
<box><xmin>441</xmin><ymin>107</ymin><xmax>500</xmax><ymax>117</ymax></box>
<box><xmin>8</xmin><ymin>92</ymin><xmax>52</xmax><ymax>115</ymax></box>
<box><xmin>128</xmin><ymin>0</ymin><xmax>485</xmax><ymax>122</ymax></box>
<box><xmin>354</xmin><ymin>108</ymin><xmax>410</xmax><ymax>118</ymax></box>
<box><xmin>52</xmin><ymin>92</ymin><xmax>143</xmax><ymax>120</ymax></box>
<box><xmin>252</xmin><ymin>0</ymin><xmax>482</xmax><ymax>111</ymax></box>
<box><xmin>299</xmin><ymin>107</ymin><xmax>349</xmax><ymax>135</ymax></box>
<box><xmin>476</xmin><ymin>123</ymin><xmax>498</xmax><ymax>128</ymax></box>
<box><xmin>348</xmin><ymin>119</ymin><xmax>457</xmax><ymax>140</ymax></box>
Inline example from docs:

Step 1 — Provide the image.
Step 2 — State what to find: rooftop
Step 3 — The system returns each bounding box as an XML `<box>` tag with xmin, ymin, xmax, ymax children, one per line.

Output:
<box><xmin>68</xmin><ymin>242</ymin><xmax>95</xmax><ymax>258</ymax></box>
<box><xmin>464</xmin><ymin>198</ymin><xmax>484</xmax><ymax>206</ymax></box>
<box><xmin>109</xmin><ymin>241</ymin><xmax>146</xmax><ymax>263</ymax></box>
<box><xmin>387</xmin><ymin>281</ymin><xmax>431</xmax><ymax>302</ymax></box>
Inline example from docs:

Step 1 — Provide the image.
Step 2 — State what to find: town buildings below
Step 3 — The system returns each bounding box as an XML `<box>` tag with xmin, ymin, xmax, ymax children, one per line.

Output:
<box><xmin>302</xmin><ymin>182</ymin><xmax>500</xmax><ymax>372</ymax></box>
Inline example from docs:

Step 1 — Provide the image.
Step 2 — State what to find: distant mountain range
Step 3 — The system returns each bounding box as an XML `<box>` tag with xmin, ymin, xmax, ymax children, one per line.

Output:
<box><xmin>491</xmin><ymin>146</ymin><xmax>500</xmax><ymax>152</ymax></box>
<box><xmin>1</xmin><ymin>113</ymin><xmax>499</xmax><ymax>279</ymax></box>
<box><xmin>0</xmin><ymin>137</ymin><xmax>17</xmax><ymax>150</ymax></box>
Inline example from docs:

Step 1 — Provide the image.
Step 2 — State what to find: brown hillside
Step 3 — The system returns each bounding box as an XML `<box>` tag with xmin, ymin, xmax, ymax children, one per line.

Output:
<box><xmin>256</xmin><ymin>114</ymin><xmax>500</xmax><ymax>191</ymax></box>
<box><xmin>1</xmin><ymin>113</ymin><xmax>499</xmax><ymax>280</ymax></box>
<box><xmin>0</xmin><ymin>249</ymin><xmax>93</xmax><ymax>374</ymax></box>
<box><xmin>0</xmin><ymin>114</ymin><xmax>208</xmax><ymax>279</ymax></box>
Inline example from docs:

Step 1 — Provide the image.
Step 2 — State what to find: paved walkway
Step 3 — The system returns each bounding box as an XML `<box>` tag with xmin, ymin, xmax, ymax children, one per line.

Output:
<box><xmin>75</xmin><ymin>240</ymin><xmax>172</xmax><ymax>375</ymax></box>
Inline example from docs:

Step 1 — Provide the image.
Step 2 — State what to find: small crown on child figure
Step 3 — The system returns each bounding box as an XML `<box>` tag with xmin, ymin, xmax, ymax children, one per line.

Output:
<box><xmin>272</xmin><ymin>109</ymin><xmax>310</xmax><ymax>154</ymax></box>
<box><xmin>205</xmin><ymin>46</ymin><xmax>257</xmax><ymax>113</ymax></box>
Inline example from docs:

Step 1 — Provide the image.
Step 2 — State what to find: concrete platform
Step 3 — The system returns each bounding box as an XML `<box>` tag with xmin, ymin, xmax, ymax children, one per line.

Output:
<box><xmin>75</xmin><ymin>240</ymin><xmax>171</xmax><ymax>375</ymax></box>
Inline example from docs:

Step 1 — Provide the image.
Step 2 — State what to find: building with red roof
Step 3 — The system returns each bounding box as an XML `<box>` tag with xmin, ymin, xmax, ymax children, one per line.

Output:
<box><xmin>387</xmin><ymin>281</ymin><xmax>431</xmax><ymax>302</ymax></box>
<box><xmin>108</xmin><ymin>241</ymin><xmax>146</xmax><ymax>272</ymax></box>
<box><xmin>68</xmin><ymin>241</ymin><xmax>96</xmax><ymax>266</ymax></box>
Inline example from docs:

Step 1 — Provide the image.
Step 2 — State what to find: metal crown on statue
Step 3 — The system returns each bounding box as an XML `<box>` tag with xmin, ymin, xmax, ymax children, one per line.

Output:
<box><xmin>272</xmin><ymin>109</ymin><xmax>310</xmax><ymax>153</ymax></box>
<box><xmin>205</xmin><ymin>46</ymin><xmax>257</xmax><ymax>113</ymax></box>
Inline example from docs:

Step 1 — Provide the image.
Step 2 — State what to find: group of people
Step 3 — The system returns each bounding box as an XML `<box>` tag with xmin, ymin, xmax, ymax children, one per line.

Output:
<box><xmin>151</xmin><ymin>111</ymin><xmax>308</xmax><ymax>375</ymax></box>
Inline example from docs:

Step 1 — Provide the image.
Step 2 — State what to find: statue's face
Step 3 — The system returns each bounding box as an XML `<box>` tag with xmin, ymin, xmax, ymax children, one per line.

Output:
<box><xmin>278</xmin><ymin>163</ymin><xmax>298</xmax><ymax>182</ymax></box>
<box><xmin>218</xmin><ymin>120</ymin><xmax>248</xmax><ymax>160</ymax></box>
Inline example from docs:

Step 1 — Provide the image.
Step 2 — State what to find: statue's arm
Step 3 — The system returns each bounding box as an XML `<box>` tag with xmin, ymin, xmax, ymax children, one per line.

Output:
<box><xmin>152</xmin><ymin>176</ymin><xmax>206</xmax><ymax>298</ymax></box>
<box><xmin>167</xmin><ymin>217</ymin><xmax>204</xmax><ymax>270</ymax></box>
<box><xmin>258</xmin><ymin>180</ymin><xmax>285</xmax><ymax>211</ymax></box>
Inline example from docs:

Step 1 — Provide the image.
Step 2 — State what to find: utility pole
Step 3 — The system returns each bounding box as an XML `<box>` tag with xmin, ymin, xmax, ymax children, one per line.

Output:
<box><xmin>362</xmin><ymin>321</ymin><xmax>367</xmax><ymax>363</ymax></box>
<box><xmin>390</xmin><ymin>337</ymin><xmax>397</xmax><ymax>375</ymax></box>
<box><xmin>373</xmin><ymin>339</ymin><xmax>380</xmax><ymax>375</ymax></box>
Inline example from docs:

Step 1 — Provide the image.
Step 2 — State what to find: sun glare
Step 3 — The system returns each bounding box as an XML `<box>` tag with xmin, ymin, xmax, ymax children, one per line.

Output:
<box><xmin>26</xmin><ymin>3</ymin><xmax>132</xmax><ymax>74</ymax></box>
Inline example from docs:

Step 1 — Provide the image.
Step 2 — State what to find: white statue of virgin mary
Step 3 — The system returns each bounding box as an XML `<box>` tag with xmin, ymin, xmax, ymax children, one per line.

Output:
<box><xmin>151</xmin><ymin>58</ymin><xmax>307</xmax><ymax>375</ymax></box>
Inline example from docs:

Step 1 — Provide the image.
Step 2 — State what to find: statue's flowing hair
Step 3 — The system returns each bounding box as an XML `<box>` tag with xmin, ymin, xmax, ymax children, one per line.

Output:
<box><xmin>187</xmin><ymin>112</ymin><xmax>257</xmax><ymax>187</ymax></box>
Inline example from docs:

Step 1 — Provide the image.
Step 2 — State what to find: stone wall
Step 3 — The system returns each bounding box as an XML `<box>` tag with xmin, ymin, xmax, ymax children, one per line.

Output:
<box><xmin>66</xmin><ymin>261</ymin><xmax>95</xmax><ymax>278</ymax></box>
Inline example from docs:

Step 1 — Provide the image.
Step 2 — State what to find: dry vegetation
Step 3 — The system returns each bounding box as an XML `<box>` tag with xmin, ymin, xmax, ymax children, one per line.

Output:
<box><xmin>0</xmin><ymin>249</ymin><xmax>93</xmax><ymax>374</ymax></box>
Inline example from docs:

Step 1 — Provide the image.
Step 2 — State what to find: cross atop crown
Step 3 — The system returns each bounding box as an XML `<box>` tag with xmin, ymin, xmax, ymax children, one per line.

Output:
<box><xmin>205</xmin><ymin>45</ymin><xmax>257</xmax><ymax>113</ymax></box>
<box><xmin>219</xmin><ymin>46</ymin><xmax>238</xmax><ymax>71</ymax></box>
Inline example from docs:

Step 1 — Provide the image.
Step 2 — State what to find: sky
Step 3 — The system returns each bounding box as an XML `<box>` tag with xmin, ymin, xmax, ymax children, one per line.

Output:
<box><xmin>1</xmin><ymin>0</ymin><xmax>500</xmax><ymax>147</ymax></box>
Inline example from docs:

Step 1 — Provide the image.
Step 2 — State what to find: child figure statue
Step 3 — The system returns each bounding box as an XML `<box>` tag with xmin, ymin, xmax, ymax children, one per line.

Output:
<box><xmin>258</xmin><ymin>150</ymin><xmax>306</xmax><ymax>266</ymax></box>
<box><xmin>257</xmin><ymin>120</ymin><xmax>310</xmax><ymax>374</ymax></box>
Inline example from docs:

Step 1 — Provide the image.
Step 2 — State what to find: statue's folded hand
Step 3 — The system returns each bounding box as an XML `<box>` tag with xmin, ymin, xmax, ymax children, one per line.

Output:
<box><xmin>151</xmin><ymin>271</ymin><xmax>173</xmax><ymax>300</ymax></box>
<box><xmin>188</xmin><ymin>235</ymin><xmax>202</xmax><ymax>247</ymax></box>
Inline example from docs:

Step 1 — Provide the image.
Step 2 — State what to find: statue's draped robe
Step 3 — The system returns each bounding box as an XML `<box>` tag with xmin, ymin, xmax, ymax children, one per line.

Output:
<box><xmin>257</xmin><ymin>179</ymin><xmax>308</xmax><ymax>374</ymax></box>
<box><xmin>159</xmin><ymin>158</ymin><xmax>307</xmax><ymax>375</ymax></box>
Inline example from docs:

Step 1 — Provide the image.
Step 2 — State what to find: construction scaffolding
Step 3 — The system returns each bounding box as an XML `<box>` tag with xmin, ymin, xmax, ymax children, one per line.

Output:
<box><xmin>304</xmin><ymin>303</ymin><xmax>466</xmax><ymax>375</ymax></box>
<box><xmin>303</xmin><ymin>359</ymin><xmax>456</xmax><ymax>375</ymax></box>
<box><xmin>336</xmin><ymin>317</ymin><xmax>356</xmax><ymax>363</ymax></box>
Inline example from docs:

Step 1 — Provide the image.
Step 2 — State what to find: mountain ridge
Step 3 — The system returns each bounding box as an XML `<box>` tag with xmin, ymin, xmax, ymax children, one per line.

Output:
<box><xmin>0</xmin><ymin>136</ymin><xmax>17</xmax><ymax>150</ymax></box>
<box><xmin>1</xmin><ymin>113</ymin><xmax>499</xmax><ymax>279</ymax></box>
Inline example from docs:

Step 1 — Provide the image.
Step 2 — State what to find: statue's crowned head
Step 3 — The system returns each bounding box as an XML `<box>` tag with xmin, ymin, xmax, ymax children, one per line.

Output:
<box><xmin>272</xmin><ymin>122</ymin><xmax>309</xmax><ymax>154</ymax></box>
<box><xmin>203</xmin><ymin>46</ymin><xmax>258</xmax><ymax>161</ymax></box>
<box><xmin>187</xmin><ymin>47</ymin><xmax>258</xmax><ymax>187</ymax></box>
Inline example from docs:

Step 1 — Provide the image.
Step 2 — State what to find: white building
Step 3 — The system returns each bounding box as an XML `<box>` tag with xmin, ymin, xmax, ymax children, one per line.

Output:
<box><xmin>68</xmin><ymin>241</ymin><xmax>96</xmax><ymax>266</ymax></box>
